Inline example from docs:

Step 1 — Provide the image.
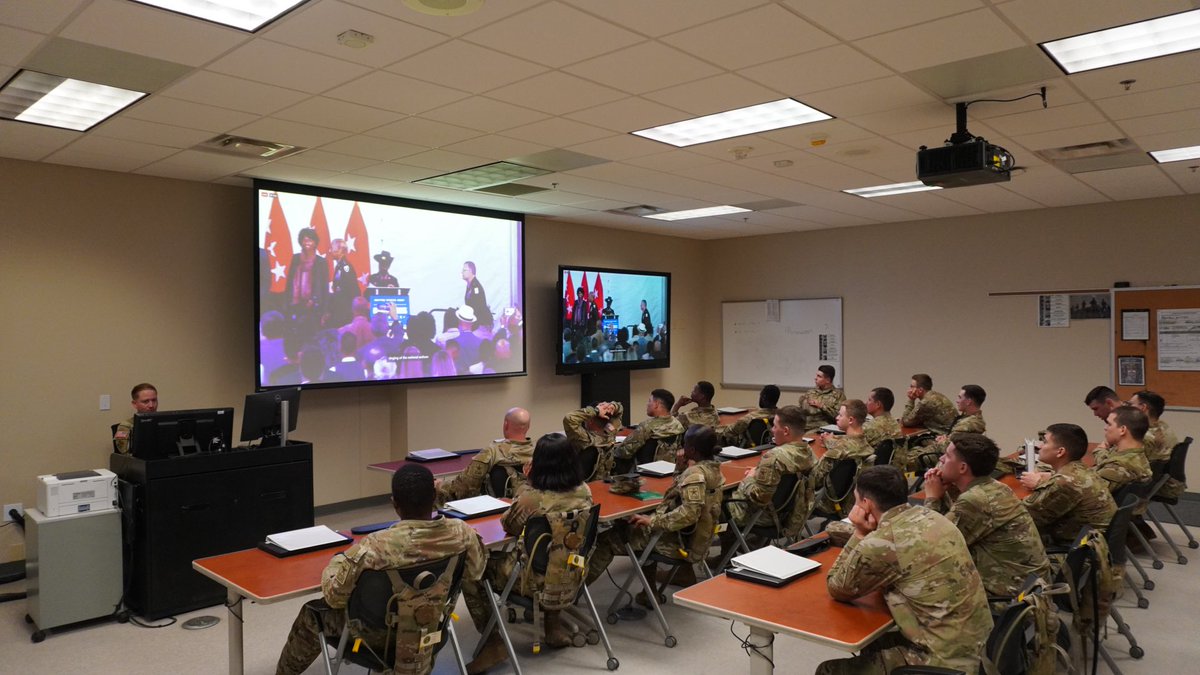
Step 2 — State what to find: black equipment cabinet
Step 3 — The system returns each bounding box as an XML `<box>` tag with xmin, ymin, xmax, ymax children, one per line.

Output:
<box><xmin>110</xmin><ymin>442</ymin><xmax>314</xmax><ymax>620</ymax></box>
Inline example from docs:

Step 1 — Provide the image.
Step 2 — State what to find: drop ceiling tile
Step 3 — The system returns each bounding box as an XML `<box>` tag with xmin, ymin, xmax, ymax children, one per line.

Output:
<box><xmin>1159</xmin><ymin>163</ymin><xmax>1200</xmax><ymax>194</ymax></box>
<box><xmin>565</xmin><ymin>96</ymin><xmax>693</xmax><ymax>134</ymax></box>
<box><xmin>325</xmin><ymin>71</ymin><xmax>469</xmax><ymax>115</ymax></box>
<box><xmin>662</xmin><ymin>4</ymin><xmax>838</xmax><ymax>70</ymax></box>
<box><xmin>135</xmin><ymin>149</ymin><xmax>268</xmax><ymax>181</ymax></box>
<box><xmin>366</xmin><ymin>117</ymin><xmax>481</xmax><ymax>147</ymax></box>
<box><xmin>965</xmin><ymin>80</ymin><xmax>1084</xmax><ymax>118</ymax></box>
<box><xmin>785</xmin><ymin>157</ymin><xmax>894</xmax><ymax>191</ymax></box>
<box><xmin>232</xmin><ymin>117</ymin><xmax>350</xmax><ymax>148</ymax></box>
<box><xmin>1012</xmin><ymin>121</ymin><xmax>1128</xmax><ymax>152</ymax></box>
<box><xmin>501</xmin><ymin>117</ymin><xmax>613</xmax><ymax>147</ymax></box>
<box><xmin>343</xmin><ymin>0</ymin><xmax>544</xmax><ymax>37</ymax></box>
<box><xmin>801</xmin><ymin>190</ymin><xmax>924</xmax><ymax>221</ymax></box>
<box><xmin>322</xmin><ymin>135</ymin><xmax>426</xmax><ymax>161</ymax></box>
<box><xmin>564</xmin><ymin>42</ymin><xmax>722</xmax><ymax>95</ymax></box>
<box><xmin>566</xmin><ymin>0</ymin><xmax>766</xmax><ymax>37</ymax></box>
<box><xmin>319</xmin><ymin>175</ymin><xmax>407</xmax><ymax>195</ymax></box>
<box><xmin>273</xmin><ymin>97</ymin><xmax>402</xmax><ymax>133</ymax></box>
<box><xmin>486</xmin><ymin>71</ymin><xmax>626</xmax><ymax>116</ymax></box>
<box><xmin>242</xmin><ymin>163</ymin><xmax>342</xmax><ymax>184</ymax></box>
<box><xmin>642</xmin><ymin>73</ymin><xmax>782</xmax><ymax>116</ymax></box>
<box><xmin>163</xmin><ymin>71</ymin><xmax>309</xmax><ymax>115</ymax></box>
<box><xmin>464</xmin><ymin>2</ymin><xmax>643</xmax><ymax>68</ymax></box>
<box><xmin>206</xmin><ymin>40</ymin><xmax>371</xmax><ymax>94</ymax></box>
<box><xmin>0</xmin><ymin>119</ymin><xmax>78</xmax><ymax>161</ymax></box>
<box><xmin>1095</xmin><ymin>83</ymin><xmax>1200</xmax><ymax>120</ymax></box>
<box><xmin>761</xmin><ymin>118</ymin><xmax>878</xmax><ymax>151</ymax></box>
<box><xmin>397</xmin><ymin>148</ymin><xmax>491</xmax><ymax>172</ymax></box>
<box><xmin>60</xmin><ymin>0</ymin><xmax>247</xmax><ymax>67</ymax></box>
<box><xmin>787</xmin><ymin>0</ymin><xmax>984</xmax><ymax>41</ymax></box>
<box><xmin>442</xmin><ymin>135</ymin><xmax>551</xmax><ymax>161</ymax></box>
<box><xmin>741</xmin><ymin>45</ymin><xmax>894</xmax><ymax>96</ymax></box>
<box><xmin>1117</xmin><ymin>109</ymin><xmax>1200</xmax><ymax>138</ymax></box>
<box><xmin>565</xmin><ymin>133</ymin><xmax>669</xmax><ymax>161</ymax></box>
<box><xmin>906</xmin><ymin>47</ymin><xmax>1063</xmax><ymax>101</ymax></box>
<box><xmin>853</xmin><ymin>9</ymin><xmax>1025</xmax><ymax>72</ymax></box>
<box><xmin>769</xmin><ymin>204</ymin><xmax>879</xmax><ymax>227</ymax></box>
<box><xmin>1134</xmin><ymin>129</ymin><xmax>1200</xmax><ymax>153</ymax></box>
<box><xmin>868</xmin><ymin>192</ymin><xmax>985</xmax><ymax>218</ymax></box>
<box><xmin>351</xmin><ymin>162</ymin><xmax>437</xmax><ymax>182</ymax></box>
<box><xmin>997</xmin><ymin>165</ymin><xmax>1109</xmax><ymax>207</ymax></box>
<box><xmin>683</xmin><ymin>136</ymin><xmax>794</xmax><ymax>161</ymax></box>
<box><xmin>428</xmin><ymin>97</ymin><xmax>550</xmax><ymax>133</ymax></box>
<box><xmin>91</xmin><ymin>117</ymin><xmax>213</xmax><ymax>149</ymax></box>
<box><xmin>995</xmin><ymin>0</ymin><xmax>1194</xmax><ymax>44</ymax></box>
<box><xmin>1068</xmin><ymin>51</ymin><xmax>1200</xmax><ymax>101</ymax></box>
<box><xmin>849</xmin><ymin>102</ymin><xmax>957</xmax><ymax>135</ymax></box>
<box><xmin>986</xmin><ymin>102</ymin><xmax>1107</xmax><ymax>136</ymax></box>
<box><xmin>1074</xmin><ymin>165</ymin><xmax>1184</xmax><ymax>200</ymax></box>
<box><xmin>802</xmin><ymin>76</ymin><xmax>938</xmax><ymax>118</ymax></box>
<box><xmin>261</xmin><ymin>0</ymin><xmax>448</xmax><ymax>68</ymax></box>
<box><xmin>0</xmin><ymin>0</ymin><xmax>82</xmax><ymax>34</ymax></box>
<box><xmin>676</xmin><ymin>161</ymin><xmax>825</xmax><ymax>201</ymax></box>
<box><xmin>387</xmin><ymin>41</ymin><xmax>547</xmax><ymax>94</ymax></box>
<box><xmin>0</xmin><ymin>25</ymin><xmax>44</xmax><ymax>66</ymax></box>
<box><xmin>123</xmin><ymin>96</ymin><xmax>259</xmax><ymax>133</ymax></box>
<box><xmin>624</xmin><ymin>149</ymin><xmax>723</xmax><ymax>173</ymax></box>
<box><xmin>45</xmin><ymin>134</ymin><xmax>178</xmax><ymax>172</ymax></box>
<box><xmin>275</xmin><ymin>149</ymin><xmax>377</xmax><ymax>172</ymax></box>
<box><xmin>935</xmin><ymin>182</ymin><xmax>1046</xmax><ymax>212</ymax></box>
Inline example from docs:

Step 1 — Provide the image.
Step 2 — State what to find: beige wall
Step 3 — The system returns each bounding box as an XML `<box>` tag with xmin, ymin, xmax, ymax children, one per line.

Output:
<box><xmin>3</xmin><ymin>157</ymin><xmax>1198</xmax><ymax>562</ymax></box>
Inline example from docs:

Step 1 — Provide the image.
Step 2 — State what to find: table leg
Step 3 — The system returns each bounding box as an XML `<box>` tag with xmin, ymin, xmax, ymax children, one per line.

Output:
<box><xmin>746</xmin><ymin>624</ymin><xmax>774</xmax><ymax>675</ymax></box>
<box><xmin>227</xmin><ymin>589</ymin><xmax>244</xmax><ymax>675</ymax></box>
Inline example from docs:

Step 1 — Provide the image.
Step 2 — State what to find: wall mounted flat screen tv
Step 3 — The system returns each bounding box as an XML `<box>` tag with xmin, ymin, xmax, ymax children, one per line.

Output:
<box><xmin>255</xmin><ymin>180</ymin><xmax>525</xmax><ymax>390</ymax></box>
<box><xmin>556</xmin><ymin>266</ymin><xmax>670</xmax><ymax>375</ymax></box>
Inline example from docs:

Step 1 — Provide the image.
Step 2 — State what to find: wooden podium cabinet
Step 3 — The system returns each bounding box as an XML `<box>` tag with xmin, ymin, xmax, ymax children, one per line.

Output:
<box><xmin>110</xmin><ymin>442</ymin><xmax>314</xmax><ymax>620</ymax></box>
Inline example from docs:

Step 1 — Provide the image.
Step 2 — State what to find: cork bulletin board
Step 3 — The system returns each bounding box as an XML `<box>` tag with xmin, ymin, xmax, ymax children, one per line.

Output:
<box><xmin>1112</xmin><ymin>286</ymin><xmax>1200</xmax><ymax>410</ymax></box>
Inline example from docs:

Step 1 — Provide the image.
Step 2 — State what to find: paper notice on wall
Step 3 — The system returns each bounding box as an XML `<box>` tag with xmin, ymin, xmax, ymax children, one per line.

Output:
<box><xmin>766</xmin><ymin>299</ymin><xmax>780</xmax><ymax>322</ymax></box>
<box><xmin>1158</xmin><ymin>308</ymin><xmax>1200</xmax><ymax>371</ymax></box>
<box><xmin>819</xmin><ymin>333</ymin><xmax>840</xmax><ymax>363</ymax></box>
<box><xmin>1038</xmin><ymin>294</ymin><xmax>1069</xmax><ymax>327</ymax></box>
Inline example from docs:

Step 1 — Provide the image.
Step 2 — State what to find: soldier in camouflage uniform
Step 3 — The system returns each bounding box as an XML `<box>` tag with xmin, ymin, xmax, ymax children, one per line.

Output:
<box><xmin>801</xmin><ymin>365</ymin><xmax>846</xmax><ymax>432</ymax></box>
<box><xmin>276</xmin><ymin>464</ymin><xmax>486</xmax><ymax>675</ymax></box>
<box><xmin>672</xmin><ymin>380</ymin><xmax>719</xmax><ymax>428</ymax></box>
<box><xmin>816</xmin><ymin>465</ymin><xmax>992</xmax><ymax>675</ymax></box>
<box><xmin>922</xmin><ymin>385</ymin><xmax>988</xmax><ymax>457</ymax></box>
<box><xmin>112</xmin><ymin>383</ymin><xmax>158</xmax><ymax>454</ymax></box>
<box><xmin>725</xmin><ymin>406</ymin><xmax>815</xmax><ymax>537</ymax></box>
<box><xmin>612</xmin><ymin>389</ymin><xmax>685</xmax><ymax>465</ymax></box>
<box><xmin>812</xmin><ymin>400</ymin><xmax>875</xmax><ymax>518</ymax></box>
<box><xmin>718</xmin><ymin>384</ymin><xmax>780</xmax><ymax>448</ymax></box>
<box><xmin>436</xmin><ymin>408</ymin><xmax>533</xmax><ymax>504</ymax></box>
<box><xmin>862</xmin><ymin>387</ymin><xmax>902</xmax><ymax>450</ymax></box>
<box><xmin>562</xmin><ymin>401</ymin><xmax>624</xmax><ymax>481</ymax></box>
<box><xmin>1093</xmin><ymin>406</ymin><xmax>1152</xmax><ymax>494</ymax></box>
<box><xmin>900</xmin><ymin>373</ymin><xmax>957</xmax><ymax>434</ymax></box>
<box><xmin>1019</xmin><ymin>423</ymin><xmax>1117</xmax><ymax>547</ymax></box>
<box><xmin>923</xmin><ymin>433</ymin><xmax>1051</xmax><ymax>598</ymax></box>
<box><xmin>1129</xmin><ymin>391</ymin><xmax>1187</xmax><ymax>497</ymax></box>
<box><xmin>465</xmin><ymin>434</ymin><xmax>593</xmax><ymax>673</ymax></box>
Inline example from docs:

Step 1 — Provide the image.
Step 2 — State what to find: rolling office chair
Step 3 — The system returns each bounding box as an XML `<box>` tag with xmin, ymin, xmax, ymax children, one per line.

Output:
<box><xmin>744</xmin><ymin>416</ymin><xmax>773</xmax><ymax>448</ymax></box>
<box><xmin>872</xmin><ymin>437</ymin><xmax>898</xmax><ymax>468</ymax></box>
<box><xmin>578</xmin><ymin>445</ymin><xmax>601</xmax><ymax>483</ymax></box>
<box><xmin>1146</xmin><ymin>437</ymin><xmax>1196</xmax><ymax>563</ymax></box>
<box><xmin>811</xmin><ymin>458</ymin><xmax>861</xmax><ymax>532</ymax></box>
<box><xmin>312</xmin><ymin>553</ymin><xmax>469</xmax><ymax>675</ymax></box>
<box><xmin>1112</xmin><ymin>482</ymin><xmax>1156</xmax><ymax>601</ymax></box>
<box><xmin>714</xmin><ymin>470</ymin><xmax>803</xmax><ymax>571</ymax></box>
<box><xmin>485</xmin><ymin>464</ymin><xmax>526</xmax><ymax>500</ymax></box>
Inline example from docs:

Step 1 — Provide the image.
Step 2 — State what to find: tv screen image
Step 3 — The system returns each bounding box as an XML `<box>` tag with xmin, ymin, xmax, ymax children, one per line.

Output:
<box><xmin>255</xmin><ymin>180</ymin><xmax>525</xmax><ymax>389</ymax></box>
<box><xmin>557</xmin><ymin>266</ymin><xmax>670</xmax><ymax>374</ymax></box>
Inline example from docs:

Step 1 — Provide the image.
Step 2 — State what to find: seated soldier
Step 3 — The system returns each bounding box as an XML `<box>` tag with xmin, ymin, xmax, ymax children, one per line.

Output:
<box><xmin>112</xmin><ymin>382</ymin><xmax>158</xmax><ymax>453</ymax></box>
<box><xmin>862</xmin><ymin>387</ymin><xmax>901</xmax><ymax>449</ymax></box>
<box><xmin>437</xmin><ymin>408</ymin><xmax>532</xmax><ymax>503</ymax></box>
<box><xmin>816</xmin><ymin>465</ymin><xmax>992</xmax><ymax>675</ymax></box>
<box><xmin>923</xmin><ymin>433</ymin><xmax>1051</xmax><ymax>598</ymax></box>
<box><xmin>811</xmin><ymin>400</ymin><xmax>875</xmax><ymax>520</ymax></box>
<box><xmin>719</xmin><ymin>384</ymin><xmax>780</xmax><ymax>448</ymax></box>
<box><xmin>801</xmin><ymin>365</ymin><xmax>846</xmax><ymax>432</ymax></box>
<box><xmin>1084</xmin><ymin>385</ymin><xmax>1122</xmax><ymax>422</ymax></box>
<box><xmin>1019</xmin><ymin>423</ymin><xmax>1116</xmax><ymax>547</ymax></box>
<box><xmin>562</xmin><ymin>400</ymin><xmax>624</xmax><ymax>481</ymax></box>
<box><xmin>275</xmin><ymin>464</ymin><xmax>486</xmax><ymax>675</ymax></box>
<box><xmin>900</xmin><ymin>373</ymin><xmax>956</xmax><ymax>434</ymax></box>
<box><xmin>1129</xmin><ymin>390</ymin><xmax>1183</xmax><ymax>497</ymax></box>
<box><xmin>921</xmin><ymin>384</ymin><xmax>988</xmax><ymax>457</ymax></box>
<box><xmin>723</xmin><ymin>405</ymin><xmax>815</xmax><ymax>551</ymax></box>
<box><xmin>464</xmin><ymin>434</ymin><xmax>593</xmax><ymax>674</ymax></box>
<box><xmin>671</xmin><ymin>380</ymin><xmax>719</xmax><ymax>428</ymax></box>
<box><xmin>588</xmin><ymin>425</ymin><xmax>723</xmax><ymax>593</ymax></box>
<box><xmin>1093</xmin><ymin>405</ymin><xmax>1153</xmax><ymax>494</ymax></box>
<box><xmin>612</xmin><ymin>389</ymin><xmax>685</xmax><ymax>465</ymax></box>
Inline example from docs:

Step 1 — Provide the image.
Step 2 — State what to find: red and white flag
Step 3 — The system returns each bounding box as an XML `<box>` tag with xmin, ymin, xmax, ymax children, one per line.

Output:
<box><xmin>564</xmin><ymin>271</ymin><xmax>575</xmax><ymax>321</ymax></box>
<box><xmin>310</xmin><ymin>197</ymin><xmax>333</xmax><ymax>278</ymax></box>
<box><xmin>263</xmin><ymin>195</ymin><xmax>293</xmax><ymax>293</ymax></box>
<box><xmin>343</xmin><ymin>202</ymin><xmax>370</xmax><ymax>294</ymax></box>
<box><xmin>593</xmin><ymin>273</ymin><xmax>604</xmax><ymax>312</ymax></box>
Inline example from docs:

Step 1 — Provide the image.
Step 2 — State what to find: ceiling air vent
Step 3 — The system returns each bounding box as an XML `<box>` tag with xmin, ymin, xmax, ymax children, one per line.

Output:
<box><xmin>196</xmin><ymin>134</ymin><xmax>303</xmax><ymax>159</ymax></box>
<box><xmin>1033</xmin><ymin>138</ymin><xmax>1153</xmax><ymax>173</ymax></box>
<box><xmin>606</xmin><ymin>205</ymin><xmax>667</xmax><ymax>217</ymax></box>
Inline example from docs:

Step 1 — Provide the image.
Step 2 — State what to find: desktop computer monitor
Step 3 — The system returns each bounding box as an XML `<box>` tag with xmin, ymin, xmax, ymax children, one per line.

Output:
<box><xmin>130</xmin><ymin>408</ymin><xmax>234</xmax><ymax>460</ymax></box>
<box><xmin>240</xmin><ymin>387</ymin><xmax>301</xmax><ymax>445</ymax></box>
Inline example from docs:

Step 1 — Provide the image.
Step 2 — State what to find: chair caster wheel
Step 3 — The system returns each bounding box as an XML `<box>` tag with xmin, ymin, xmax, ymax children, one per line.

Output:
<box><xmin>24</xmin><ymin>614</ymin><xmax>33</xmax><ymax>624</ymax></box>
<box><xmin>1187</xmin><ymin>541</ymin><xmax>1199</xmax><ymax>549</ymax></box>
<box><xmin>664</xmin><ymin>635</ymin><xmax>677</xmax><ymax>648</ymax></box>
<box><xmin>1152</xmin><ymin>560</ymin><xmax>1163</xmax><ymax>570</ymax></box>
<box><xmin>1138</xmin><ymin>597</ymin><xmax>1150</xmax><ymax>609</ymax></box>
<box><xmin>571</xmin><ymin>633</ymin><xmax>587</xmax><ymax>648</ymax></box>
<box><xmin>1144</xmin><ymin>580</ymin><xmax>1155</xmax><ymax>591</ymax></box>
<box><xmin>586</xmin><ymin>630</ymin><xmax>600</xmax><ymax>645</ymax></box>
<box><xmin>607</xmin><ymin>657</ymin><xmax>620</xmax><ymax>670</ymax></box>
<box><xmin>1130</xmin><ymin>646</ymin><xmax>1144</xmax><ymax>659</ymax></box>
<box><xmin>1178</xmin><ymin>556</ymin><xmax>1187</xmax><ymax>565</ymax></box>
<box><xmin>31</xmin><ymin>630</ymin><xmax>46</xmax><ymax>643</ymax></box>
<box><xmin>116</xmin><ymin>610</ymin><xmax>130</xmax><ymax>624</ymax></box>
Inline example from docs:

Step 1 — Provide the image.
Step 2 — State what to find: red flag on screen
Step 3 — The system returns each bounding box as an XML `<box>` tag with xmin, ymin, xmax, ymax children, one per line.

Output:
<box><xmin>310</xmin><ymin>197</ymin><xmax>333</xmax><ymax>279</ymax></box>
<box><xmin>343</xmin><ymin>202</ymin><xmax>370</xmax><ymax>294</ymax></box>
<box><xmin>264</xmin><ymin>195</ymin><xmax>293</xmax><ymax>294</ymax></box>
<box><xmin>580</xmin><ymin>271</ymin><xmax>589</xmax><ymax>306</ymax></box>
<box><xmin>564</xmin><ymin>271</ymin><xmax>574</xmax><ymax>321</ymax></box>
<box><xmin>593</xmin><ymin>273</ymin><xmax>604</xmax><ymax>312</ymax></box>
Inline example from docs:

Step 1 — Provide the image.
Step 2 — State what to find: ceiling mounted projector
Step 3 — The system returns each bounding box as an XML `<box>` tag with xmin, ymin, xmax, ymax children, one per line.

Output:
<box><xmin>917</xmin><ymin>101</ymin><xmax>1016</xmax><ymax>188</ymax></box>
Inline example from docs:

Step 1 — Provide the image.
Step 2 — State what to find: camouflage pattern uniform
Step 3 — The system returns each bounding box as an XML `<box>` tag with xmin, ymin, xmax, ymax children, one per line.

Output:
<box><xmin>810</xmin><ymin>435</ymin><xmax>875</xmax><ymax>517</ymax></box>
<box><xmin>113</xmin><ymin>416</ymin><xmax>134</xmax><ymax>454</ymax></box>
<box><xmin>925</xmin><ymin>477</ymin><xmax>1051</xmax><ymax>597</ymax></box>
<box><xmin>1092</xmin><ymin>445</ymin><xmax>1152</xmax><ymax>494</ymax></box>
<box><xmin>563</xmin><ymin>403</ymin><xmax>624</xmax><ymax>481</ymax></box>
<box><xmin>1147</xmin><ymin>419</ymin><xmax>1187</xmax><ymax>498</ymax></box>
<box><xmin>1023</xmin><ymin>461</ymin><xmax>1117</xmax><ymax>547</ymax></box>
<box><xmin>862</xmin><ymin>413</ymin><xmax>901</xmax><ymax>450</ymax></box>
<box><xmin>816</xmin><ymin>505</ymin><xmax>993</xmax><ymax>675</ymax></box>
<box><xmin>900</xmin><ymin>390</ymin><xmax>957</xmax><ymax>434</ymax></box>
<box><xmin>719</xmin><ymin>407</ymin><xmax>776</xmax><ymax>448</ymax></box>
<box><xmin>726</xmin><ymin>441</ymin><xmax>815</xmax><ymax>534</ymax></box>
<box><xmin>437</xmin><ymin>438</ymin><xmax>533</xmax><ymax>504</ymax></box>
<box><xmin>802</xmin><ymin>387</ymin><xmax>846</xmax><ymax>432</ymax></box>
<box><xmin>922</xmin><ymin>412</ymin><xmax>987</xmax><ymax>457</ymax></box>
<box><xmin>675</xmin><ymin>405</ymin><xmax>719</xmax><ymax>429</ymax></box>
<box><xmin>275</xmin><ymin>518</ymin><xmax>486</xmax><ymax>675</ymax></box>
<box><xmin>462</xmin><ymin>483</ymin><xmax>593</xmax><ymax>631</ymax></box>
<box><xmin>633</xmin><ymin>459</ymin><xmax>724</xmax><ymax>560</ymax></box>
<box><xmin>612</xmin><ymin>415</ymin><xmax>685</xmax><ymax>463</ymax></box>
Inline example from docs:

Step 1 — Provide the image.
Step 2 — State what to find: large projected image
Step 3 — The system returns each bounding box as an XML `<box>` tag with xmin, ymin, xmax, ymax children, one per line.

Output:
<box><xmin>256</xmin><ymin>182</ymin><xmax>524</xmax><ymax>389</ymax></box>
<box><xmin>557</xmin><ymin>267</ymin><xmax>669</xmax><ymax>373</ymax></box>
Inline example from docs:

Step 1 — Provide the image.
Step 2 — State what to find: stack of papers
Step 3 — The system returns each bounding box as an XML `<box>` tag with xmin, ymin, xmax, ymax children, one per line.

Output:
<box><xmin>266</xmin><ymin>525</ymin><xmax>349</xmax><ymax>552</ymax></box>
<box><xmin>442</xmin><ymin>495</ymin><xmax>510</xmax><ymax>519</ymax></box>
<box><xmin>718</xmin><ymin>445</ymin><xmax>760</xmax><ymax>459</ymax></box>
<box><xmin>636</xmin><ymin>460</ymin><xmax>677</xmax><ymax>477</ymax></box>
<box><xmin>717</xmin><ymin>406</ymin><xmax>749</xmax><ymax>414</ymax></box>
<box><xmin>408</xmin><ymin>448</ymin><xmax>457</xmax><ymax>462</ymax></box>
<box><xmin>731</xmin><ymin>545</ymin><xmax>821</xmax><ymax>581</ymax></box>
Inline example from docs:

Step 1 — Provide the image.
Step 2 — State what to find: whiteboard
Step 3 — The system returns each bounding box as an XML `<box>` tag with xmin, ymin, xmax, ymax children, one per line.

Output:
<box><xmin>722</xmin><ymin>298</ymin><xmax>843</xmax><ymax>389</ymax></box>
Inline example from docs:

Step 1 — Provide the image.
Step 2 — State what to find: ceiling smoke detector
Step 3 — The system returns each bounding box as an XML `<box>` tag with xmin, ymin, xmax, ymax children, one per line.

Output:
<box><xmin>337</xmin><ymin>30</ymin><xmax>374</xmax><ymax>49</ymax></box>
<box><xmin>403</xmin><ymin>0</ymin><xmax>484</xmax><ymax>17</ymax></box>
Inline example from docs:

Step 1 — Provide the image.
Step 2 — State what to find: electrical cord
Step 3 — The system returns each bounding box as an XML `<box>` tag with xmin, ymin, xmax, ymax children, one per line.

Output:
<box><xmin>964</xmin><ymin>88</ymin><xmax>1048</xmax><ymax>110</ymax></box>
<box><xmin>729</xmin><ymin>620</ymin><xmax>775</xmax><ymax>668</ymax></box>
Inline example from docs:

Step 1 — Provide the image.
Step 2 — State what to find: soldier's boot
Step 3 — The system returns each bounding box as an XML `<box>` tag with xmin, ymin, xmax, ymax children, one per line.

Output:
<box><xmin>543</xmin><ymin>610</ymin><xmax>572</xmax><ymax>648</ymax></box>
<box><xmin>656</xmin><ymin>563</ymin><xmax>696</xmax><ymax>587</ymax></box>
<box><xmin>466</xmin><ymin>631</ymin><xmax>510</xmax><ymax>675</ymax></box>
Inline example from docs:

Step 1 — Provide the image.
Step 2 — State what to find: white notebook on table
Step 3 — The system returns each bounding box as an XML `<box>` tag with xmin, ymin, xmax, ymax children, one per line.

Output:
<box><xmin>636</xmin><ymin>460</ymin><xmax>677</xmax><ymax>477</ymax></box>
<box><xmin>731</xmin><ymin>545</ymin><xmax>821</xmax><ymax>581</ymax></box>
<box><xmin>266</xmin><ymin>525</ymin><xmax>348</xmax><ymax>552</ymax></box>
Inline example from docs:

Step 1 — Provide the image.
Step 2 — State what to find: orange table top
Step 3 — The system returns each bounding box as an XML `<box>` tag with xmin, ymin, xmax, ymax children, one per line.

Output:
<box><xmin>367</xmin><ymin>449</ymin><xmax>481</xmax><ymax>476</ymax></box>
<box><xmin>672</xmin><ymin>544</ymin><xmax>892</xmax><ymax>651</ymax></box>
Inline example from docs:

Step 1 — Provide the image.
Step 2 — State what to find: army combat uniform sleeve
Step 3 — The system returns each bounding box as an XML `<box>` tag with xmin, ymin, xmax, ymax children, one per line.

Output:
<box><xmin>739</xmin><ymin>452</ymin><xmax>783</xmax><ymax>507</ymax></box>
<box><xmin>649</xmin><ymin>470</ymin><xmax>706</xmax><ymax>533</ymax></box>
<box><xmin>438</xmin><ymin>446</ymin><xmax>494</xmax><ymax>503</ymax></box>
<box><xmin>612</xmin><ymin>422</ymin><xmax>651</xmax><ymax>460</ymax></box>
<box><xmin>501</xmin><ymin>485</ymin><xmax>539</xmax><ymax>536</ymax></box>
<box><xmin>562</xmin><ymin>407</ymin><xmax>597</xmax><ymax>452</ymax></box>
<box><xmin>826</xmin><ymin>531</ymin><xmax>900</xmax><ymax>602</ymax></box>
<box><xmin>1023</xmin><ymin>474</ymin><xmax>1080</xmax><ymax>535</ymax></box>
<box><xmin>113</xmin><ymin>418</ymin><xmax>133</xmax><ymax>454</ymax></box>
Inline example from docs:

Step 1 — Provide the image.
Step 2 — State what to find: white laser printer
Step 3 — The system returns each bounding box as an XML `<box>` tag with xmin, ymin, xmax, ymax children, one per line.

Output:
<box><xmin>36</xmin><ymin>469</ymin><xmax>118</xmax><ymax>518</ymax></box>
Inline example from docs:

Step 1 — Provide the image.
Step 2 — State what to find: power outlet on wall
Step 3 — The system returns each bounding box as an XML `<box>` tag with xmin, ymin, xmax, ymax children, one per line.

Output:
<box><xmin>2</xmin><ymin>504</ymin><xmax>22</xmax><ymax>523</ymax></box>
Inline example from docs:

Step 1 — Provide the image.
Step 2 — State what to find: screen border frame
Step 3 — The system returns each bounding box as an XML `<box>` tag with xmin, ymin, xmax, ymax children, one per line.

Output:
<box><xmin>555</xmin><ymin>264</ymin><xmax>672</xmax><ymax>375</ymax></box>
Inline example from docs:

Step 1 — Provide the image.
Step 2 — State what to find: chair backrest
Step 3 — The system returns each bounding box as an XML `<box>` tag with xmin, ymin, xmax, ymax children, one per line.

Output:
<box><xmin>640</xmin><ymin>432</ymin><xmax>682</xmax><ymax>465</ymax></box>
<box><xmin>519</xmin><ymin>505</ymin><xmax>600</xmax><ymax>609</ymax></box>
<box><xmin>746</xmin><ymin>416</ymin><xmax>772</xmax><ymax>447</ymax></box>
<box><xmin>1169</xmin><ymin>437</ymin><xmax>1192</xmax><ymax>483</ymax></box>
<box><xmin>873</xmin><ymin>438</ymin><xmax>896</xmax><ymax>466</ymax></box>
<box><xmin>485</xmin><ymin>464</ymin><xmax>522</xmax><ymax>498</ymax></box>
<box><xmin>578</xmin><ymin>446</ymin><xmax>600</xmax><ymax>482</ymax></box>
<box><xmin>1104</xmin><ymin>490</ymin><xmax>1140</xmax><ymax>566</ymax></box>
<box><xmin>824</xmin><ymin>458</ymin><xmax>860</xmax><ymax>514</ymax></box>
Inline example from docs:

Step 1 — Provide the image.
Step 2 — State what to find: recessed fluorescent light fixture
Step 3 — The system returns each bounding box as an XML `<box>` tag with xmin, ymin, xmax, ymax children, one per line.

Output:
<box><xmin>1149</xmin><ymin>145</ymin><xmax>1200</xmax><ymax>163</ymax></box>
<box><xmin>131</xmin><ymin>0</ymin><xmax>309</xmax><ymax>32</ymax></box>
<box><xmin>414</xmin><ymin>161</ymin><xmax>551</xmax><ymax>191</ymax></box>
<box><xmin>632</xmin><ymin>98</ymin><xmax>833</xmax><ymax>147</ymax></box>
<box><xmin>644</xmin><ymin>205</ymin><xmax>750</xmax><ymax>221</ymax></box>
<box><xmin>843</xmin><ymin>181</ymin><xmax>942</xmax><ymax>198</ymax></box>
<box><xmin>0</xmin><ymin>70</ymin><xmax>145</xmax><ymax>131</ymax></box>
<box><xmin>1040</xmin><ymin>9</ymin><xmax>1200</xmax><ymax>74</ymax></box>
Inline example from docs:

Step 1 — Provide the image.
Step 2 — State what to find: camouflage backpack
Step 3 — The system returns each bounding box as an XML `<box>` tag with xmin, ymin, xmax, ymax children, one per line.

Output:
<box><xmin>517</xmin><ymin>508</ymin><xmax>592</xmax><ymax>610</ymax></box>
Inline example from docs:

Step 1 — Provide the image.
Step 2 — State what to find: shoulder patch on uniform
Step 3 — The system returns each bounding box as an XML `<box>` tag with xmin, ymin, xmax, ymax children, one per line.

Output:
<box><xmin>114</xmin><ymin>430</ymin><xmax>129</xmax><ymax>439</ymax></box>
